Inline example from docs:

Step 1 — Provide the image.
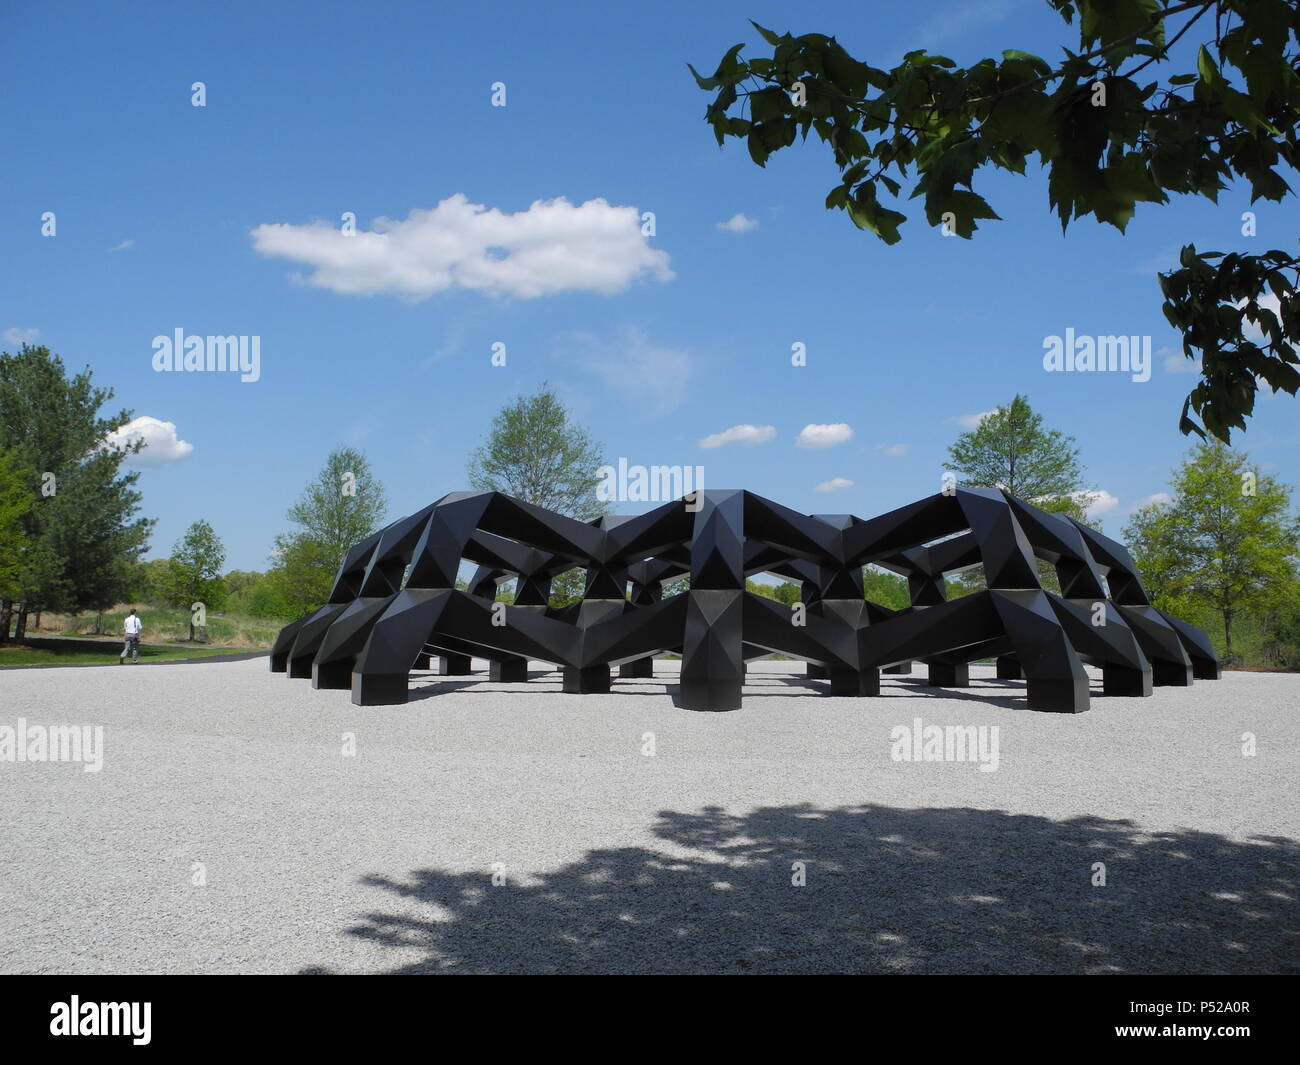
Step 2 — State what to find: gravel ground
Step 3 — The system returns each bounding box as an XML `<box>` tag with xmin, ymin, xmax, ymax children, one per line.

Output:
<box><xmin>1</xmin><ymin>658</ymin><xmax>1296</xmax><ymax>974</ymax></box>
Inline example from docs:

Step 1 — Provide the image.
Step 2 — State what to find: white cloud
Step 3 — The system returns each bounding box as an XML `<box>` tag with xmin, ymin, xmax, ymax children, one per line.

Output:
<box><xmin>1128</xmin><ymin>491</ymin><xmax>1171</xmax><ymax>513</ymax></box>
<box><xmin>877</xmin><ymin>443</ymin><xmax>909</xmax><ymax>456</ymax></box>
<box><xmin>950</xmin><ymin>410</ymin><xmax>996</xmax><ymax>429</ymax></box>
<box><xmin>796</xmin><ymin>423</ymin><xmax>854</xmax><ymax>449</ymax></box>
<box><xmin>103</xmin><ymin>416</ymin><xmax>193</xmax><ymax>465</ymax></box>
<box><xmin>716</xmin><ymin>213</ymin><xmax>759</xmax><ymax>234</ymax></box>
<box><xmin>1074</xmin><ymin>489</ymin><xmax>1119</xmax><ymax>518</ymax></box>
<box><xmin>1161</xmin><ymin>345</ymin><xmax>1200</xmax><ymax>374</ymax></box>
<box><xmin>250</xmin><ymin>194</ymin><xmax>673</xmax><ymax>300</ymax></box>
<box><xmin>698</xmin><ymin>424</ymin><xmax>776</xmax><ymax>449</ymax></box>
<box><xmin>815</xmin><ymin>477</ymin><xmax>854</xmax><ymax>493</ymax></box>
<box><xmin>109</xmin><ymin>239</ymin><xmax>134</xmax><ymax>252</ymax></box>
<box><xmin>2</xmin><ymin>327</ymin><xmax>38</xmax><ymax>345</ymax></box>
<box><xmin>1239</xmin><ymin>292</ymin><xmax>1296</xmax><ymax>348</ymax></box>
<box><xmin>573</xmin><ymin>326</ymin><xmax>692</xmax><ymax>415</ymax></box>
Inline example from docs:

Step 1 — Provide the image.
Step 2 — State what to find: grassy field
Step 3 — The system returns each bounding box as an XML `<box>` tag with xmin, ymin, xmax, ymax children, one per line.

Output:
<box><xmin>0</xmin><ymin>641</ymin><xmax>255</xmax><ymax>668</ymax></box>
<box><xmin>29</xmin><ymin>604</ymin><xmax>285</xmax><ymax>649</ymax></box>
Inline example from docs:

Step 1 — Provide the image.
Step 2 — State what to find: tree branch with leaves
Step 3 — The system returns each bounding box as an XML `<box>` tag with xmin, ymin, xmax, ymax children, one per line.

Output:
<box><xmin>690</xmin><ymin>0</ymin><xmax>1300</xmax><ymax>440</ymax></box>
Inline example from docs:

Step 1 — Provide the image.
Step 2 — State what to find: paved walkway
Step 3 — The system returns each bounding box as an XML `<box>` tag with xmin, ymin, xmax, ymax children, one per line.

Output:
<box><xmin>1</xmin><ymin>659</ymin><xmax>1296</xmax><ymax>974</ymax></box>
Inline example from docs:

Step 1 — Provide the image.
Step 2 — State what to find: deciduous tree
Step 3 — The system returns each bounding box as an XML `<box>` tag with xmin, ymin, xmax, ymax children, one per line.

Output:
<box><xmin>1124</xmin><ymin>442</ymin><xmax>1299</xmax><ymax>661</ymax></box>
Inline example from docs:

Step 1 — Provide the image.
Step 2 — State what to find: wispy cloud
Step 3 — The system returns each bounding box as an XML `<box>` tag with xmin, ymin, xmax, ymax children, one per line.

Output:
<box><xmin>1128</xmin><ymin>491</ymin><xmax>1171</xmax><ymax>513</ymax></box>
<box><xmin>876</xmin><ymin>442</ymin><xmax>909</xmax><ymax>456</ymax></box>
<box><xmin>109</xmin><ymin>239</ymin><xmax>135</xmax><ymax>252</ymax></box>
<box><xmin>570</xmin><ymin>326</ymin><xmax>692</xmax><ymax>416</ymax></box>
<box><xmin>251</xmin><ymin>194</ymin><xmax>673</xmax><ymax>300</ymax></box>
<box><xmin>698</xmin><ymin>423</ymin><xmax>776</xmax><ymax>449</ymax></box>
<box><xmin>1130</xmin><ymin>245</ymin><xmax>1182</xmax><ymax>275</ymax></box>
<box><xmin>796</xmin><ymin>423</ymin><xmax>854</xmax><ymax>449</ymax></box>
<box><xmin>949</xmin><ymin>410</ymin><xmax>996</xmax><ymax>429</ymax></box>
<box><xmin>1161</xmin><ymin>345</ymin><xmax>1200</xmax><ymax>374</ymax></box>
<box><xmin>815</xmin><ymin>477</ymin><xmax>854</xmax><ymax>493</ymax></box>
<box><xmin>716</xmin><ymin>213</ymin><xmax>759</xmax><ymax>234</ymax></box>
<box><xmin>2</xmin><ymin>327</ymin><xmax>39</xmax><ymax>345</ymax></box>
<box><xmin>911</xmin><ymin>0</ymin><xmax>1016</xmax><ymax>50</ymax></box>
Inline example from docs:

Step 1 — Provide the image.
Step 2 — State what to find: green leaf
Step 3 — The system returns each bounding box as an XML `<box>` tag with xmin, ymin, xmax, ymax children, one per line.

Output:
<box><xmin>1196</xmin><ymin>45</ymin><xmax>1221</xmax><ymax>88</ymax></box>
<box><xmin>750</xmin><ymin>20</ymin><xmax>784</xmax><ymax>47</ymax></box>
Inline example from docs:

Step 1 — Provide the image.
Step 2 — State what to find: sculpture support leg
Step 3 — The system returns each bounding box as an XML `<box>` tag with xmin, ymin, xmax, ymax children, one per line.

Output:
<box><xmin>1103</xmin><ymin>663</ymin><xmax>1153</xmax><ymax>697</ymax></box>
<box><xmin>996</xmin><ymin>656</ymin><xmax>1022</xmax><ymax>679</ymax></box>
<box><xmin>563</xmin><ymin>665</ymin><xmax>610</xmax><ymax>693</ymax></box>
<box><xmin>352</xmin><ymin>672</ymin><xmax>410</xmax><ymax>706</ymax></box>
<box><xmin>439</xmin><ymin>654</ymin><xmax>472</xmax><ymax>676</ymax></box>
<box><xmin>679</xmin><ymin>590</ymin><xmax>744</xmax><ymax>711</ymax></box>
<box><xmin>829</xmin><ymin>667</ymin><xmax>880</xmax><ymax>696</ymax></box>
<box><xmin>927</xmin><ymin>661</ymin><xmax>970</xmax><ymax>687</ymax></box>
<box><xmin>619</xmin><ymin>657</ymin><xmax>654</xmax><ymax>678</ymax></box>
<box><xmin>490</xmin><ymin>656</ymin><xmax>529</xmax><ymax>682</ymax></box>
<box><xmin>312</xmin><ymin>659</ymin><xmax>352</xmax><ymax>690</ymax></box>
<box><xmin>883</xmin><ymin>661</ymin><xmax>912</xmax><ymax>675</ymax></box>
<box><xmin>1152</xmin><ymin>660</ymin><xmax>1193</xmax><ymax>686</ymax></box>
<box><xmin>990</xmin><ymin>590</ymin><xmax>1090</xmax><ymax>713</ymax></box>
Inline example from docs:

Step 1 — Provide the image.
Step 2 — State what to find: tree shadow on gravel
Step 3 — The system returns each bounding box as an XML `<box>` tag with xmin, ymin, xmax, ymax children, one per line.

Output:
<box><xmin>305</xmin><ymin>804</ymin><xmax>1300</xmax><ymax>974</ymax></box>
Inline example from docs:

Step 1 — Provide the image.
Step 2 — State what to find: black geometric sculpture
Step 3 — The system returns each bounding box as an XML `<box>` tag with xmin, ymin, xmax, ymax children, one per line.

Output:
<box><xmin>270</xmin><ymin>488</ymin><xmax>1219</xmax><ymax>713</ymax></box>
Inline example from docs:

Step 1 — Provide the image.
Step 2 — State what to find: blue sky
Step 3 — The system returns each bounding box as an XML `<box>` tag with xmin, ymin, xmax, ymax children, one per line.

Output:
<box><xmin>3</xmin><ymin>0</ymin><xmax>1297</xmax><ymax>571</ymax></box>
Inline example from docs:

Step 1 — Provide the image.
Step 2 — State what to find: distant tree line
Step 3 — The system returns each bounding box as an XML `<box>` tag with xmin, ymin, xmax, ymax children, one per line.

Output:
<box><xmin>3</xmin><ymin>351</ymin><xmax>1296</xmax><ymax>667</ymax></box>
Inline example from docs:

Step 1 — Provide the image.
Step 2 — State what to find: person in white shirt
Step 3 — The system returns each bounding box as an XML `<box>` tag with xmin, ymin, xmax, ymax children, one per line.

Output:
<box><xmin>120</xmin><ymin>609</ymin><xmax>142</xmax><ymax>664</ymax></box>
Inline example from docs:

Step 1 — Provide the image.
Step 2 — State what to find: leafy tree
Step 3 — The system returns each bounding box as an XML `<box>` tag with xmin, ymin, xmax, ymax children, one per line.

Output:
<box><xmin>546</xmin><ymin>569</ymin><xmax>589</xmax><ymax>607</ymax></box>
<box><xmin>268</xmin><ymin>532</ymin><xmax>340</xmax><ymax>618</ymax></box>
<box><xmin>467</xmin><ymin>385</ymin><xmax>607</xmax><ymax>607</ymax></box>
<box><xmin>163</xmin><ymin>520</ymin><xmax>228</xmax><ymax>641</ymax></box>
<box><xmin>0</xmin><ymin>343</ymin><xmax>153</xmax><ymax>640</ymax></box>
<box><xmin>244</xmin><ymin>576</ymin><xmax>294</xmax><ymax>619</ymax></box>
<box><xmin>225</xmin><ymin>569</ymin><xmax>294</xmax><ymax>619</ymax></box>
<box><xmin>270</xmin><ymin>446</ymin><xmax>387</xmax><ymax>616</ymax></box>
<box><xmin>771</xmin><ymin>581</ymin><xmax>801</xmax><ymax>605</ymax></box>
<box><xmin>662</xmin><ymin>576</ymin><xmax>691</xmax><ymax>598</ymax></box>
<box><xmin>691</xmin><ymin>2</ymin><xmax>1300</xmax><ymax>439</ymax></box>
<box><xmin>224</xmin><ymin>569</ymin><xmax>261</xmax><ymax>603</ymax></box>
<box><xmin>41</xmin><ymin>451</ymin><xmax>152</xmax><ymax>623</ymax></box>
<box><xmin>130</xmin><ymin>558</ymin><xmax>173</xmax><ymax>604</ymax></box>
<box><xmin>468</xmin><ymin>384</ymin><xmax>607</xmax><ymax>522</ymax></box>
<box><xmin>863</xmin><ymin>568</ymin><xmax>912</xmax><ymax>610</ymax></box>
<box><xmin>0</xmin><ymin>448</ymin><xmax>35</xmax><ymax>607</ymax></box>
<box><xmin>944</xmin><ymin>394</ymin><xmax>1095</xmax><ymax>594</ymax></box>
<box><xmin>1124</xmin><ymin>442</ymin><xmax>1299</xmax><ymax>662</ymax></box>
<box><xmin>947</xmin><ymin>394</ymin><xmax>1093</xmax><ymax>517</ymax></box>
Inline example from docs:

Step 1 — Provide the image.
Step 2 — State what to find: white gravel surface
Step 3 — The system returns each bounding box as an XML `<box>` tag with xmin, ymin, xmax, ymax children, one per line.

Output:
<box><xmin>1</xmin><ymin>658</ymin><xmax>1296</xmax><ymax>974</ymax></box>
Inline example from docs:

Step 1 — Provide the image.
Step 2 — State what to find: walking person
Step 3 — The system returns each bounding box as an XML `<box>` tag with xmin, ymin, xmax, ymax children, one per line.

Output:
<box><xmin>119</xmin><ymin>608</ymin><xmax>142</xmax><ymax>664</ymax></box>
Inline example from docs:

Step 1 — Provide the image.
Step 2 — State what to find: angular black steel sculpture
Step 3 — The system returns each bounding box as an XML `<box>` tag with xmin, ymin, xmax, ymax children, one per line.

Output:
<box><xmin>271</xmin><ymin>488</ymin><xmax>1219</xmax><ymax>713</ymax></box>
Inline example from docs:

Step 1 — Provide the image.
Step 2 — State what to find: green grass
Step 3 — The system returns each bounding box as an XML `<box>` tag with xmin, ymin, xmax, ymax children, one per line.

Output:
<box><xmin>0</xmin><ymin>641</ymin><xmax>253</xmax><ymax>668</ymax></box>
<box><xmin>33</xmin><ymin>604</ymin><xmax>286</xmax><ymax>649</ymax></box>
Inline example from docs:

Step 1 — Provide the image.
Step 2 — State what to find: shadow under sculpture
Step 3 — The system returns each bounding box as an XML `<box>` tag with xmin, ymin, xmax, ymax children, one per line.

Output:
<box><xmin>270</xmin><ymin>488</ymin><xmax>1219</xmax><ymax>713</ymax></box>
